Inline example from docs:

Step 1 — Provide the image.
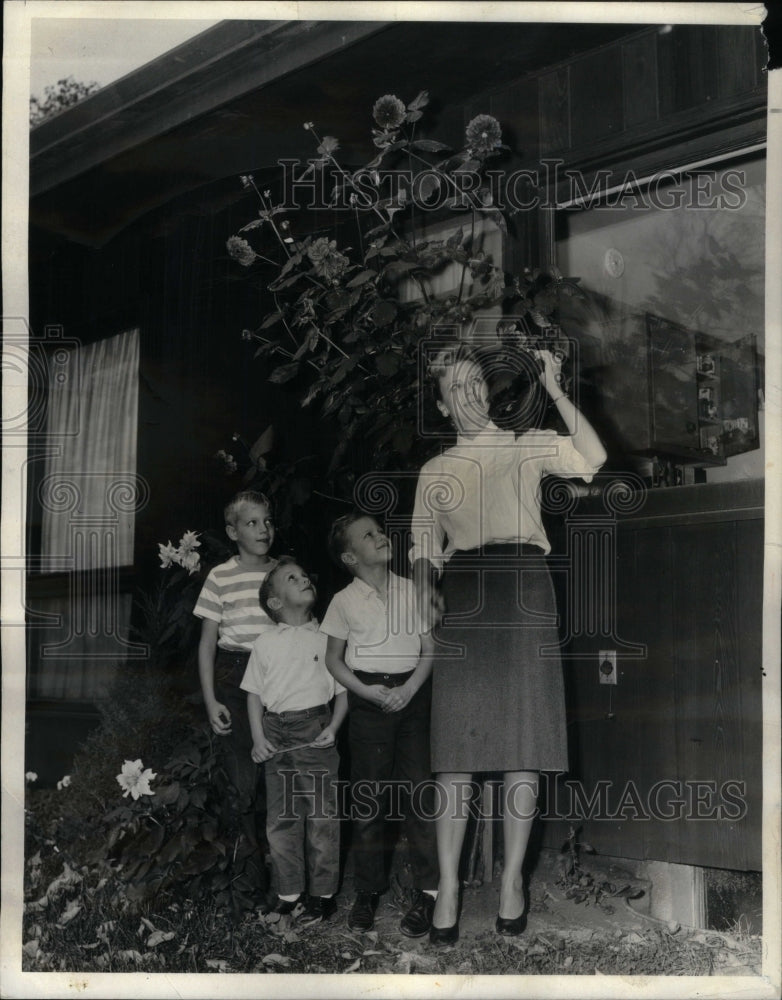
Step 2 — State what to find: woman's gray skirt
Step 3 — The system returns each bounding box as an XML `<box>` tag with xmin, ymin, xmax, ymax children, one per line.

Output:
<box><xmin>431</xmin><ymin>543</ymin><xmax>569</xmax><ymax>774</ymax></box>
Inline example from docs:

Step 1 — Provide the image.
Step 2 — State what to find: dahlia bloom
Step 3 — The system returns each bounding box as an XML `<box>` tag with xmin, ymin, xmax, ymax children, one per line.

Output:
<box><xmin>226</xmin><ymin>236</ymin><xmax>256</xmax><ymax>267</ymax></box>
<box><xmin>465</xmin><ymin>114</ymin><xmax>503</xmax><ymax>157</ymax></box>
<box><xmin>372</xmin><ymin>94</ymin><xmax>406</xmax><ymax>129</ymax></box>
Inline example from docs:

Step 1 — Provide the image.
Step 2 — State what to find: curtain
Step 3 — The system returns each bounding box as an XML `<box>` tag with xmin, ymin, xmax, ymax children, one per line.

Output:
<box><xmin>41</xmin><ymin>330</ymin><xmax>140</xmax><ymax>568</ymax></box>
<box><xmin>32</xmin><ymin>330</ymin><xmax>141</xmax><ymax>700</ymax></box>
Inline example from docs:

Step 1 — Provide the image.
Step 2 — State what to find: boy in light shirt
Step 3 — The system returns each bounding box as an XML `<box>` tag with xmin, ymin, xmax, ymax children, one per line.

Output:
<box><xmin>242</xmin><ymin>557</ymin><xmax>347</xmax><ymax>926</ymax></box>
<box><xmin>193</xmin><ymin>490</ymin><xmax>277</xmax><ymax>902</ymax></box>
<box><xmin>322</xmin><ymin>511</ymin><xmax>438</xmax><ymax>937</ymax></box>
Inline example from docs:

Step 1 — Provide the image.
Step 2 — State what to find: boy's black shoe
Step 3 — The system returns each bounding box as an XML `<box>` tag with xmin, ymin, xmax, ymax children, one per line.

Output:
<box><xmin>262</xmin><ymin>894</ymin><xmax>302</xmax><ymax>916</ymax></box>
<box><xmin>399</xmin><ymin>890</ymin><xmax>436</xmax><ymax>938</ymax></box>
<box><xmin>348</xmin><ymin>891</ymin><xmax>380</xmax><ymax>931</ymax></box>
<box><xmin>298</xmin><ymin>895</ymin><xmax>336</xmax><ymax>928</ymax></box>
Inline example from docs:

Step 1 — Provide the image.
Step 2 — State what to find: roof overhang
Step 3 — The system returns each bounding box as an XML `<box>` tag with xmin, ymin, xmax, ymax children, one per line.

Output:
<box><xmin>29</xmin><ymin>18</ymin><xmax>643</xmax><ymax>247</ymax></box>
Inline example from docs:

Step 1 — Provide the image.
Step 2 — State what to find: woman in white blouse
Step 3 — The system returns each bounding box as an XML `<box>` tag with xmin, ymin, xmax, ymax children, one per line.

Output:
<box><xmin>411</xmin><ymin>343</ymin><xmax>606</xmax><ymax>944</ymax></box>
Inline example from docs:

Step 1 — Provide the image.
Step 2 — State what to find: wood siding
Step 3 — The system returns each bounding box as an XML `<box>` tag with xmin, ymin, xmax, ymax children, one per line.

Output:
<box><xmin>542</xmin><ymin>481</ymin><xmax>763</xmax><ymax>870</ymax></box>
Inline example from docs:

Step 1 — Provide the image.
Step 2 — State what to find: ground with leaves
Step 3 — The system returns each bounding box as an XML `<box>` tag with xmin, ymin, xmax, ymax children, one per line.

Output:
<box><xmin>22</xmin><ymin>840</ymin><xmax>761</xmax><ymax>977</ymax></box>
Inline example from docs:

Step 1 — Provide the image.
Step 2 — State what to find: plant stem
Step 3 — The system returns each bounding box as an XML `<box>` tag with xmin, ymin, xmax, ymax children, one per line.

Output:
<box><xmin>250</xmin><ymin>181</ymin><xmax>292</xmax><ymax>260</ymax></box>
<box><xmin>247</xmin><ymin>332</ymin><xmax>321</xmax><ymax>373</ymax></box>
<box><xmin>315</xmin><ymin>328</ymin><xmax>373</xmax><ymax>375</ymax></box>
<box><xmin>308</xmin><ymin>125</ymin><xmax>405</xmax><ymax>244</ymax></box>
<box><xmin>312</xmin><ymin>489</ymin><xmax>353</xmax><ymax>505</ymax></box>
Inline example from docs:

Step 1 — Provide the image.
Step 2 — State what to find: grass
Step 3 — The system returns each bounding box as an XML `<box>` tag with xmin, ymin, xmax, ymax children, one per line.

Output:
<box><xmin>22</xmin><ymin>782</ymin><xmax>763</xmax><ymax>978</ymax></box>
<box><xmin>22</xmin><ymin>855</ymin><xmax>762</xmax><ymax>976</ymax></box>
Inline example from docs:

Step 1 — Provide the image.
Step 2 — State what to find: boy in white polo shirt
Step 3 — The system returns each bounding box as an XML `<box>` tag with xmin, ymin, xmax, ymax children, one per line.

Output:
<box><xmin>322</xmin><ymin>511</ymin><xmax>438</xmax><ymax>937</ymax></box>
<box><xmin>242</xmin><ymin>556</ymin><xmax>347</xmax><ymax>927</ymax></box>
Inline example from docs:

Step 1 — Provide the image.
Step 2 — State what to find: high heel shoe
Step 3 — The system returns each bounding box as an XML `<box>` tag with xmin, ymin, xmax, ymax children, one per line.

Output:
<box><xmin>429</xmin><ymin>886</ymin><xmax>460</xmax><ymax>946</ymax></box>
<box><xmin>496</xmin><ymin>885</ymin><xmax>528</xmax><ymax>936</ymax></box>
<box><xmin>429</xmin><ymin>921</ymin><xmax>459</xmax><ymax>945</ymax></box>
<box><xmin>495</xmin><ymin>911</ymin><xmax>527</xmax><ymax>936</ymax></box>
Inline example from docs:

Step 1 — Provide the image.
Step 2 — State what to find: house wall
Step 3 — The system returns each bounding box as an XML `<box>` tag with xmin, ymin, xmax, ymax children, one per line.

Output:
<box><xmin>542</xmin><ymin>479</ymin><xmax>763</xmax><ymax>870</ymax></box>
<box><xmin>26</xmin><ymin>22</ymin><xmax>766</xmax><ymax>873</ymax></box>
<box><xmin>26</xmin><ymin>187</ymin><xmax>340</xmax><ymax>762</ymax></box>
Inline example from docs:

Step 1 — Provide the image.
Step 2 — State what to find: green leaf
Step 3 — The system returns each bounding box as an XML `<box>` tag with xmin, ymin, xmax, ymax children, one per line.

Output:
<box><xmin>269</xmin><ymin>273</ymin><xmax>303</xmax><ymax>291</ymax></box>
<box><xmin>370</xmin><ymin>300</ymin><xmax>398</xmax><ymax>327</ymax></box>
<box><xmin>347</xmin><ymin>269</ymin><xmax>376</xmax><ymax>288</ymax></box>
<box><xmin>277</xmin><ymin>251</ymin><xmax>302</xmax><ymax>279</ymax></box>
<box><xmin>209</xmin><ymin>869</ymin><xmax>231</xmax><ymax>892</ymax></box>
<box><xmin>253</xmin><ymin>341</ymin><xmax>278</xmax><ymax>360</ymax></box>
<box><xmin>189</xmin><ymin>786</ymin><xmax>207</xmax><ymax>810</ymax></box>
<box><xmin>417</xmin><ymin>173</ymin><xmax>441</xmax><ymax>203</ymax></box>
<box><xmin>375</xmin><ymin>352</ymin><xmax>401</xmax><ymax>376</ymax></box>
<box><xmin>301</xmin><ymin>381</ymin><xmax>325</xmax><ymax>407</ymax></box>
<box><xmin>179</xmin><ymin>842</ymin><xmax>220</xmax><ymax>876</ymax></box>
<box><xmin>408</xmin><ymin>90</ymin><xmax>429</xmax><ymax>110</ymax></box>
<box><xmin>155</xmin><ymin>622</ymin><xmax>179</xmax><ymax>646</ymax></box>
<box><xmin>260</xmin><ymin>311</ymin><xmax>283</xmax><ymax>330</ymax></box>
<box><xmin>293</xmin><ymin>327</ymin><xmax>319</xmax><ymax>359</ymax></box>
<box><xmin>268</xmin><ymin>362</ymin><xmax>300</xmax><ymax>384</ymax></box>
<box><xmin>405</xmin><ymin>110</ymin><xmax>423</xmax><ymax>123</ymax></box>
<box><xmin>321</xmin><ymin>392</ymin><xmax>341</xmax><ymax>417</ymax></box>
<box><xmin>446</xmin><ymin>227</ymin><xmax>464</xmax><ymax>248</ymax></box>
<box><xmin>136</xmin><ymin>824</ymin><xmax>166</xmax><ymax>855</ymax></box>
<box><xmin>238</xmin><ymin>218</ymin><xmax>264</xmax><ymax>233</ymax></box>
<box><xmin>154</xmin><ymin>782</ymin><xmax>180</xmax><ymax>806</ymax></box>
<box><xmin>411</xmin><ymin>139</ymin><xmax>449</xmax><ymax>152</ymax></box>
<box><xmin>157</xmin><ymin>834</ymin><xmax>186</xmax><ymax>865</ymax></box>
<box><xmin>364</xmin><ymin>223</ymin><xmax>391</xmax><ymax>240</ymax></box>
<box><xmin>317</xmin><ymin>135</ymin><xmax>339</xmax><ymax>154</ymax></box>
<box><xmin>330</xmin><ymin>356</ymin><xmax>358</xmax><ymax>385</ymax></box>
<box><xmin>249</xmin><ymin>426</ymin><xmax>274</xmax><ymax>462</ymax></box>
<box><xmin>381</xmin><ymin>261</ymin><xmax>417</xmax><ymax>282</ymax></box>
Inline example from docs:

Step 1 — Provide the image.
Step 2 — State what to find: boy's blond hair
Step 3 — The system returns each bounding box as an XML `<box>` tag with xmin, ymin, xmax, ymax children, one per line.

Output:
<box><xmin>327</xmin><ymin>509</ymin><xmax>375</xmax><ymax>573</ymax></box>
<box><xmin>258</xmin><ymin>555</ymin><xmax>301</xmax><ymax>622</ymax></box>
<box><xmin>224</xmin><ymin>490</ymin><xmax>272</xmax><ymax>527</ymax></box>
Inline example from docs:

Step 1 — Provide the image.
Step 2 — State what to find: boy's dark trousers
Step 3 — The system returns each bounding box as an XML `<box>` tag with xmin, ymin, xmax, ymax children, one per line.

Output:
<box><xmin>348</xmin><ymin>671</ymin><xmax>438</xmax><ymax>894</ymax></box>
<box><xmin>214</xmin><ymin>649</ymin><xmax>267</xmax><ymax>895</ymax></box>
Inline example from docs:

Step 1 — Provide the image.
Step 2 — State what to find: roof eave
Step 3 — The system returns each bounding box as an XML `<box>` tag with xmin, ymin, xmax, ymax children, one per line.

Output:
<box><xmin>30</xmin><ymin>18</ymin><xmax>391</xmax><ymax>196</ymax></box>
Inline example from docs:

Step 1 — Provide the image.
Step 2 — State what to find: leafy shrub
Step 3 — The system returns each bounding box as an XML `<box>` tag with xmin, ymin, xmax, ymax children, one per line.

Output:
<box><xmin>50</xmin><ymin>668</ymin><xmax>195</xmax><ymax>855</ymax></box>
<box><xmin>228</xmin><ymin>91</ymin><xmax>582</xmax><ymax>502</ymax></box>
<box><xmin>97</xmin><ymin>726</ymin><xmax>265</xmax><ymax>915</ymax></box>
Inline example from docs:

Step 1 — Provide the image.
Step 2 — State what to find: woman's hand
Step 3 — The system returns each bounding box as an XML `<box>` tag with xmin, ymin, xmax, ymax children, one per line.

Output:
<box><xmin>532</xmin><ymin>348</ymin><xmax>607</xmax><ymax>467</ymax></box>
<box><xmin>532</xmin><ymin>348</ymin><xmax>566</xmax><ymax>398</ymax></box>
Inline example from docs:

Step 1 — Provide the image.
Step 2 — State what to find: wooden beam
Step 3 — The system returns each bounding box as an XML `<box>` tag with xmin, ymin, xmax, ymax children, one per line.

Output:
<box><xmin>30</xmin><ymin>19</ymin><xmax>391</xmax><ymax>196</ymax></box>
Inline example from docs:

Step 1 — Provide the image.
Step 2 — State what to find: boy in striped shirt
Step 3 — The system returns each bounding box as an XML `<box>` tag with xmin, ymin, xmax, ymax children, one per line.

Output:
<box><xmin>194</xmin><ymin>490</ymin><xmax>277</xmax><ymax>903</ymax></box>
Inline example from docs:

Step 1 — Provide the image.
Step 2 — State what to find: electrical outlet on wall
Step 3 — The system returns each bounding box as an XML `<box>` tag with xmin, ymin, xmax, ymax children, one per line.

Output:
<box><xmin>599</xmin><ymin>650</ymin><xmax>617</xmax><ymax>685</ymax></box>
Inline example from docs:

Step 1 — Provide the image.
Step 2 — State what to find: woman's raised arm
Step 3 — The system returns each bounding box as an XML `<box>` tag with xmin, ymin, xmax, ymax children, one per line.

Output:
<box><xmin>534</xmin><ymin>349</ymin><xmax>607</xmax><ymax>469</ymax></box>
